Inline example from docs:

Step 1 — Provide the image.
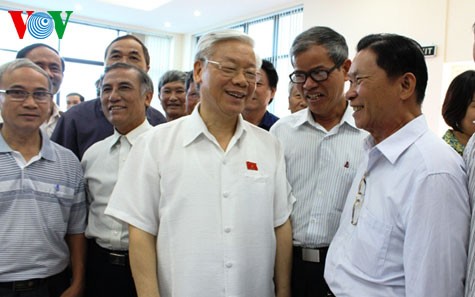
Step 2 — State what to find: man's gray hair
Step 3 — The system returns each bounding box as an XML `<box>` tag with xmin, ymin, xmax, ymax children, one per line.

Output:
<box><xmin>158</xmin><ymin>70</ymin><xmax>187</xmax><ymax>95</ymax></box>
<box><xmin>290</xmin><ymin>26</ymin><xmax>348</xmax><ymax>67</ymax></box>
<box><xmin>194</xmin><ymin>29</ymin><xmax>262</xmax><ymax>68</ymax></box>
<box><xmin>0</xmin><ymin>58</ymin><xmax>52</xmax><ymax>91</ymax></box>
<box><xmin>101</xmin><ymin>62</ymin><xmax>154</xmax><ymax>95</ymax></box>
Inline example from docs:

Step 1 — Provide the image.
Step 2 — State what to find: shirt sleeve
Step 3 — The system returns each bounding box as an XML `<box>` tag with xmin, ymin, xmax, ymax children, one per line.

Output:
<box><xmin>105</xmin><ymin>133</ymin><xmax>160</xmax><ymax>235</ymax></box>
<box><xmin>272</xmin><ymin>137</ymin><xmax>295</xmax><ymax>227</ymax></box>
<box><xmin>403</xmin><ymin>172</ymin><xmax>469</xmax><ymax>297</ymax></box>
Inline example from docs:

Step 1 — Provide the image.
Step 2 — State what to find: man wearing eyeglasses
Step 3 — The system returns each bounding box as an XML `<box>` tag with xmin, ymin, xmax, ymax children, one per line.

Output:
<box><xmin>105</xmin><ymin>29</ymin><xmax>294</xmax><ymax>297</ymax></box>
<box><xmin>16</xmin><ymin>43</ymin><xmax>65</xmax><ymax>138</ymax></box>
<box><xmin>0</xmin><ymin>59</ymin><xmax>86</xmax><ymax>296</ymax></box>
<box><xmin>270</xmin><ymin>26</ymin><xmax>367</xmax><ymax>297</ymax></box>
<box><xmin>325</xmin><ymin>34</ymin><xmax>469</xmax><ymax>297</ymax></box>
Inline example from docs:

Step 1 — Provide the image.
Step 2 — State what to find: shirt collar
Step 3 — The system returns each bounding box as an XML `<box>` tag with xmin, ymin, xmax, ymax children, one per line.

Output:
<box><xmin>183</xmin><ymin>103</ymin><xmax>247</xmax><ymax>147</ymax></box>
<box><xmin>365</xmin><ymin>114</ymin><xmax>427</xmax><ymax>165</ymax></box>
<box><xmin>109</xmin><ymin>119</ymin><xmax>152</xmax><ymax>149</ymax></box>
<box><xmin>0</xmin><ymin>128</ymin><xmax>56</xmax><ymax>161</ymax></box>
<box><xmin>292</xmin><ymin>103</ymin><xmax>359</xmax><ymax>131</ymax></box>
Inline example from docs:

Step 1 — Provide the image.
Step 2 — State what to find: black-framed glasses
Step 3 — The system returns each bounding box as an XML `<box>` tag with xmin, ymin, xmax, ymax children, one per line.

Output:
<box><xmin>0</xmin><ymin>89</ymin><xmax>52</xmax><ymax>103</ymax></box>
<box><xmin>206</xmin><ymin>60</ymin><xmax>258</xmax><ymax>83</ymax></box>
<box><xmin>351</xmin><ymin>174</ymin><xmax>367</xmax><ymax>225</ymax></box>
<box><xmin>289</xmin><ymin>64</ymin><xmax>339</xmax><ymax>84</ymax></box>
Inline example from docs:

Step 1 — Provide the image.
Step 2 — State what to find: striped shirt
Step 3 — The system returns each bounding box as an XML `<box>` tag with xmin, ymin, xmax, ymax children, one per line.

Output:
<box><xmin>0</xmin><ymin>130</ymin><xmax>87</xmax><ymax>281</ymax></box>
<box><xmin>463</xmin><ymin>135</ymin><xmax>475</xmax><ymax>297</ymax></box>
<box><xmin>270</xmin><ymin>106</ymin><xmax>367</xmax><ymax>247</ymax></box>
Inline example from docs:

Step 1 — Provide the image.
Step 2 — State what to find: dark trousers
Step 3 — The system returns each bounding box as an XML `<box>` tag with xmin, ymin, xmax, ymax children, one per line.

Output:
<box><xmin>291</xmin><ymin>246</ymin><xmax>334</xmax><ymax>297</ymax></box>
<box><xmin>85</xmin><ymin>240</ymin><xmax>137</xmax><ymax>297</ymax></box>
<box><xmin>0</xmin><ymin>269</ymin><xmax>70</xmax><ymax>297</ymax></box>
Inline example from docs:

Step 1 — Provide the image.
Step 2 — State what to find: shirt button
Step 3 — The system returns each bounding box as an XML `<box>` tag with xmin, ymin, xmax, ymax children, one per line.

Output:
<box><xmin>223</xmin><ymin>192</ymin><xmax>229</xmax><ymax>198</ymax></box>
<box><xmin>310</xmin><ymin>218</ymin><xmax>317</xmax><ymax>224</ymax></box>
<box><xmin>225</xmin><ymin>262</ymin><xmax>233</xmax><ymax>268</ymax></box>
<box><xmin>224</xmin><ymin>227</ymin><xmax>231</xmax><ymax>233</ymax></box>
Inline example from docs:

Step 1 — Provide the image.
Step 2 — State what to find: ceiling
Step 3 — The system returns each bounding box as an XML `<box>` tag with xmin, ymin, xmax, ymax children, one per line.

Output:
<box><xmin>1</xmin><ymin>0</ymin><xmax>302</xmax><ymax>35</ymax></box>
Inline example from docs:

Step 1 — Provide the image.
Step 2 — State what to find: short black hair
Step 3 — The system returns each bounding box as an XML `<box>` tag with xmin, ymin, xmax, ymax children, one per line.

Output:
<box><xmin>104</xmin><ymin>35</ymin><xmax>150</xmax><ymax>67</ymax></box>
<box><xmin>66</xmin><ymin>92</ymin><xmax>85</xmax><ymax>102</ymax></box>
<box><xmin>442</xmin><ymin>70</ymin><xmax>475</xmax><ymax>131</ymax></box>
<box><xmin>16</xmin><ymin>43</ymin><xmax>65</xmax><ymax>72</ymax></box>
<box><xmin>185</xmin><ymin>70</ymin><xmax>194</xmax><ymax>92</ymax></box>
<box><xmin>356</xmin><ymin>34</ymin><xmax>428</xmax><ymax>104</ymax></box>
<box><xmin>260</xmin><ymin>60</ymin><xmax>278</xmax><ymax>89</ymax></box>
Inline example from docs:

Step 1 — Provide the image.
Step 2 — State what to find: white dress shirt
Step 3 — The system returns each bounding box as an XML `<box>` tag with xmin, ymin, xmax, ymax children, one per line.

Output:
<box><xmin>41</xmin><ymin>103</ymin><xmax>61</xmax><ymax>138</ymax></box>
<box><xmin>325</xmin><ymin>115</ymin><xmax>470</xmax><ymax>297</ymax></box>
<box><xmin>270</xmin><ymin>105</ymin><xmax>367</xmax><ymax>247</ymax></box>
<box><xmin>82</xmin><ymin>120</ymin><xmax>151</xmax><ymax>251</ymax></box>
<box><xmin>105</xmin><ymin>108</ymin><xmax>295</xmax><ymax>297</ymax></box>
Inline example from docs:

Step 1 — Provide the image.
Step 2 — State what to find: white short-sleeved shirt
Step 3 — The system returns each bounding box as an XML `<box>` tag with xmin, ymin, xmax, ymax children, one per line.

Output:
<box><xmin>463</xmin><ymin>135</ymin><xmax>475</xmax><ymax>297</ymax></box>
<box><xmin>106</xmin><ymin>108</ymin><xmax>295</xmax><ymax>297</ymax></box>
<box><xmin>325</xmin><ymin>115</ymin><xmax>470</xmax><ymax>297</ymax></box>
<box><xmin>82</xmin><ymin>120</ymin><xmax>151</xmax><ymax>251</ymax></box>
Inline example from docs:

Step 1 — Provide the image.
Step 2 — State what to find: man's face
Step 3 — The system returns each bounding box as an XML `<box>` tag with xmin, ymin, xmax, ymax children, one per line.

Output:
<box><xmin>245</xmin><ymin>69</ymin><xmax>275</xmax><ymax>113</ymax></box>
<box><xmin>66</xmin><ymin>95</ymin><xmax>81</xmax><ymax>109</ymax></box>
<box><xmin>186</xmin><ymin>81</ymin><xmax>200</xmax><ymax>114</ymax></box>
<box><xmin>346</xmin><ymin>49</ymin><xmax>402</xmax><ymax>142</ymax></box>
<box><xmin>194</xmin><ymin>40</ymin><xmax>257</xmax><ymax>118</ymax></box>
<box><xmin>0</xmin><ymin>67</ymin><xmax>51</xmax><ymax>134</ymax></box>
<box><xmin>288</xmin><ymin>84</ymin><xmax>307</xmax><ymax>113</ymax></box>
<box><xmin>25</xmin><ymin>46</ymin><xmax>63</xmax><ymax>95</ymax></box>
<box><xmin>159</xmin><ymin>81</ymin><xmax>186</xmax><ymax>120</ymax></box>
<box><xmin>105</xmin><ymin>39</ymin><xmax>149</xmax><ymax>72</ymax></box>
<box><xmin>293</xmin><ymin>45</ymin><xmax>349</xmax><ymax>119</ymax></box>
<box><xmin>100</xmin><ymin>67</ymin><xmax>152</xmax><ymax>134</ymax></box>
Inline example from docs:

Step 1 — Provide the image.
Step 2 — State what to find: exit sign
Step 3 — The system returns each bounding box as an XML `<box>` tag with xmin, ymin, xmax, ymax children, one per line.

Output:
<box><xmin>422</xmin><ymin>45</ymin><xmax>437</xmax><ymax>57</ymax></box>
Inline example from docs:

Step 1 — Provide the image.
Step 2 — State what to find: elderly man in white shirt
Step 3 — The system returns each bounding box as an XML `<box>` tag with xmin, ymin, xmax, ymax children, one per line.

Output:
<box><xmin>105</xmin><ymin>29</ymin><xmax>295</xmax><ymax>297</ymax></box>
<box><xmin>81</xmin><ymin>63</ymin><xmax>153</xmax><ymax>297</ymax></box>
<box><xmin>324</xmin><ymin>33</ymin><xmax>470</xmax><ymax>297</ymax></box>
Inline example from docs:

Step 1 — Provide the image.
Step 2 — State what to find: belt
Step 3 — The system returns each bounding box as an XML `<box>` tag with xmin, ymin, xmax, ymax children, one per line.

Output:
<box><xmin>293</xmin><ymin>246</ymin><xmax>329</xmax><ymax>263</ymax></box>
<box><xmin>90</xmin><ymin>240</ymin><xmax>129</xmax><ymax>267</ymax></box>
<box><xmin>0</xmin><ymin>269</ymin><xmax>67</xmax><ymax>292</ymax></box>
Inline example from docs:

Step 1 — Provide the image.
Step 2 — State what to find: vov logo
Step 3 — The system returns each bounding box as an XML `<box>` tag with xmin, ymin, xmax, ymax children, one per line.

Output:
<box><xmin>8</xmin><ymin>11</ymin><xmax>73</xmax><ymax>39</ymax></box>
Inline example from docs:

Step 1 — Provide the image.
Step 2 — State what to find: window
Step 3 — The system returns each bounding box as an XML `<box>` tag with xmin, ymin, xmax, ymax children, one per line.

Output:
<box><xmin>0</xmin><ymin>9</ymin><xmax>172</xmax><ymax>111</ymax></box>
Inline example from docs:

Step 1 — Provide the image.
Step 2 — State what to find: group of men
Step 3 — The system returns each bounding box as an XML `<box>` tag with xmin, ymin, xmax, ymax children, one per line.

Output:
<box><xmin>0</xmin><ymin>23</ymin><xmax>474</xmax><ymax>297</ymax></box>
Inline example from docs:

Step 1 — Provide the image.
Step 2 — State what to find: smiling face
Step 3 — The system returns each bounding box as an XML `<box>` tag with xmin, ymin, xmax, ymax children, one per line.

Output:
<box><xmin>245</xmin><ymin>69</ymin><xmax>275</xmax><ymax>114</ymax></box>
<box><xmin>346</xmin><ymin>49</ymin><xmax>405</xmax><ymax>142</ymax></box>
<box><xmin>288</xmin><ymin>84</ymin><xmax>307</xmax><ymax>113</ymax></box>
<box><xmin>25</xmin><ymin>46</ymin><xmax>63</xmax><ymax>95</ymax></box>
<box><xmin>0</xmin><ymin>67</ymin><xmax>51</xmax><ymax>136</ymax></box>
<box><xmin>293</xmin><ymin>45</ymin><xmax>349</xmax><ymax>122</ymax></box>
<box><xmin>105</xmin><ymin>38</ymin><xmax>149</xmax><ymax>72</ymax></box>
<box><xmin>194</xmin><ymin>39</ymin><xmax>257</xmax><ymax>119</ymax></box>
<box><xmin>159</xmin><ymin>80</ymin><xmax>186</xmax><ymax>121</ymax></box>
<box><xmin>100</xmin><ymin>67</ymin><xmax>152</xmax><ymax>134</ymax></box>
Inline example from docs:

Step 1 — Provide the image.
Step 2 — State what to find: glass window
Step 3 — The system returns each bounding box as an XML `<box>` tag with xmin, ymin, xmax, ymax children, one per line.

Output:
<box><xmin>58</xmin><ymin>61</ymin><xmax>104</xmax><ymax>111</ymax></box>
<box><xmin>248</xmin><ymin>19</ymin><xmax>274</xmax><ymax>59</ymax></box>
<box><xmin>60</xmin><ymin>22</ymin><xmax>118</xmax><ymax>61</ymax></box>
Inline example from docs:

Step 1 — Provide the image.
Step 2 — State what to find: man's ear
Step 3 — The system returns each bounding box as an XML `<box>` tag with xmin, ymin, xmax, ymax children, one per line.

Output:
<box><xmin>144</xmin><ymin>91</ymin><xmax>153</xmax><ymax>107</ymax></box>
<box><xmin>341</xmin><ymin>59</ymin><xmax>352</xmax><ymax>81</ymax></box>
<box><xmin>399</xmin><ymin>72</ymin><xmax>417</xmax><ymax>101</ymax></box>
<box><xmin>193</xmin><ymin>60</ymin><xmax>204</xmax><ymax>85</ymax></box>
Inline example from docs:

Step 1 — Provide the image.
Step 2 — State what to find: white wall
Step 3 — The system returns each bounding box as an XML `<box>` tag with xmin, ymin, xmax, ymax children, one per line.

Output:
<box><xmin>302</xmin><ymin>0</ymin><xmax>475</xmax><ymax>135</ymax></box>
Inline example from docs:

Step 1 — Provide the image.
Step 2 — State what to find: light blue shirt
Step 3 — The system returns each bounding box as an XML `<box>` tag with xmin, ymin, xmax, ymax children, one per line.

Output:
<box><xmin>270</xmin><ymin>105</ymin><xmax>367</xmax><ymax>247</ymax></box>
<box><xmin>463</xmin><ymin>134</ymin><xmax>475</xmax><ymax>297</ymax></box>
<box><xmin>325</xmin><ymin>115</ymin><xmax>470</xmax><ymax>297</ymax></box>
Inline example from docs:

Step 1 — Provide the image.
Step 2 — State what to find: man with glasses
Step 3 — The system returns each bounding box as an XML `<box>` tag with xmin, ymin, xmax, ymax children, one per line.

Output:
<box><xmin>270</xmin><ymin>26</ymin><xmax>367</xmax><ymax>297</ymax></box>
<box><xmin>0</xmin><ymin>59</ymin><xmax>86</xmax><ymax>297</ymax></box>
<box><xmin>105</xmin><ymin>29</ymin><xmax>294</xmax><ymax>297</ymax></box>
<box><xmin>16</xmin><ymin>43</ymin><xmax>65</xmax><ymax>138</ymax></box>
<box><xmin>325</xmin><ymin>33</ymin><xmax>469</xmax><ymax>297</ymax></box>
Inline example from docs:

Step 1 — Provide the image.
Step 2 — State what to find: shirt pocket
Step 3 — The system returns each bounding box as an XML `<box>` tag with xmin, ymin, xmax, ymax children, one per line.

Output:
<box><xmin>347</xmin><ymin>208</ymin><xmax>392</xmax><ymax>278</ymax></box>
